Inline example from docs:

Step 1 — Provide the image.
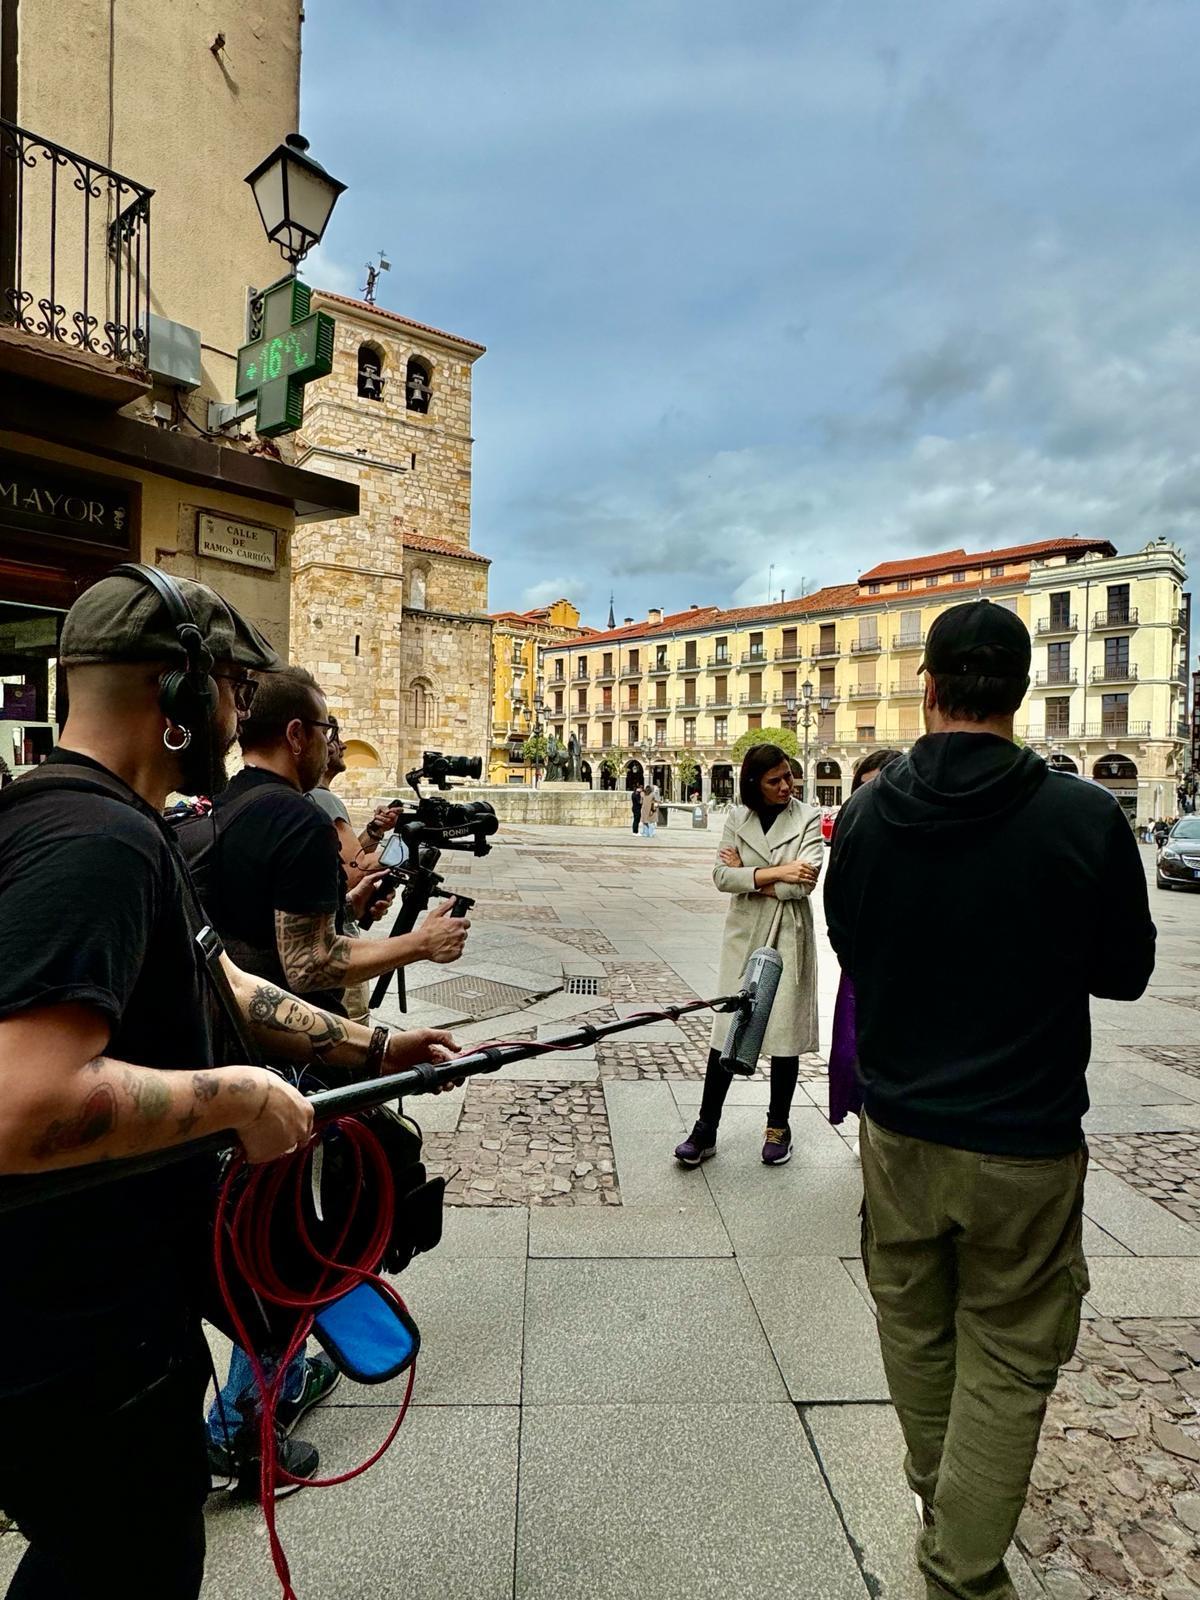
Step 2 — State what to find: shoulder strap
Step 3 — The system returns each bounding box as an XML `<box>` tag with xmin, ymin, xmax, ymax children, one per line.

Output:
<box><xmin>1</xmin><ymin>765</ymin><xmax>260</xmax><ymax>1066</ymax></box>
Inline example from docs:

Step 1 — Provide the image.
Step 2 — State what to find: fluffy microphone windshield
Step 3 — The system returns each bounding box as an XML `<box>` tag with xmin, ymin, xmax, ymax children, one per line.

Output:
<box><xmin>719</xmin><ymin>946</ymin><xmax>784</xmax><ymax>1076</ymax></box>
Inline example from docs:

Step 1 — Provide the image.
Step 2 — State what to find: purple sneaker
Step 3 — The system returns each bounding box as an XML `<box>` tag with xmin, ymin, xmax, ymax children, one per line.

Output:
<box><xmin>673</xmin><ymin>1120</ymin><xmax>717</xmax><ymax>1167</ymax></box>
<box><xmin>762</xmin><ymin>1125</ymin><xmax>792</xmax><ymax>1165</ymax></box>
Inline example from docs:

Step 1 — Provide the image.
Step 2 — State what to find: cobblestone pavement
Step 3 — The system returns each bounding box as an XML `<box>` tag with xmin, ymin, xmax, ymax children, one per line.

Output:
<box><xmin>1091</xmin><ymin>1133</ymin><xmax>1200</xmax><ymax>1232</ymax></box>
<box><xmin>1025</xmin><ymin>1318</ymin><xmax>1200</xmax><ymax>1599</ymax></box>
<box><xmin>1136</xmin><ymin>1046</ymin><xmax>1200</xmax><ymax>1077</ymax></box>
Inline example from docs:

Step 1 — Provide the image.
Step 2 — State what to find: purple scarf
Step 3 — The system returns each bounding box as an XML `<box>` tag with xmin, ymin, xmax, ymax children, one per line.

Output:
<box><xmin>828</xmin><ymin>970</ymin><xmax>862</xmax><ymax>1126</ymax></box>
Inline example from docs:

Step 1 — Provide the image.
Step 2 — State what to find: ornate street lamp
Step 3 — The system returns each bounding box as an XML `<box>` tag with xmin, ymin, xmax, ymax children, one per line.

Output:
<box><xmin>245</xmin><ymin>134</ymin><xmax>347</xmax><ymax>268</ymax></box>
<box><xmin>781</xmin><ymin>679</ymin><xmax>829</xmax><ymax>803</ymax></box>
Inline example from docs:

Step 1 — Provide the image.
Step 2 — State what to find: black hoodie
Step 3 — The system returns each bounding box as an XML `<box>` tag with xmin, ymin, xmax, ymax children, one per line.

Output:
<box><xmin>824</xmin><ymin>732</ymin><xmax>1156</xmax><ymax>1156</ymax></box>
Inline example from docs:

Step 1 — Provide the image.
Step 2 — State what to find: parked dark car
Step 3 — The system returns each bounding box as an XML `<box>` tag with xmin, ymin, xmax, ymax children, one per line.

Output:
<box><xmin>1157</xmin><ymin>816</ymin><xmax>1200</xmax><ymax>891</ymax></box>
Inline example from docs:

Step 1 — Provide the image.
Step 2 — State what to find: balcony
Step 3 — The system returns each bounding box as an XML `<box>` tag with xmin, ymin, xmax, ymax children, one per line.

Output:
<box><xmin>1172</xmin><ymin>608</ymin><xmax>1186</xmax><ymax>630</ymax></box>
<box><xmin>848</xmin><ymin>683</ymin><xmax>881</xmax><ymax>699</ymax></box>
<box><xmin>647</xmin><ymin>661</ymin><xmax>672</xmax><ymax>677</ymax></box>
<box><xmin>740</xmin><ymin>649</ymin><xmax>768</xmax><ymax>666</ymax></box>
<box><xmin>1033</xmin><ymin>670</ymin><xmax>1078</xmax><ymax>688</ymax></box>
<box><xmin>849</xmin><ymin>637</ymin><xmax>882</xmax><ymax>655</ymax></box>
<box><xmin>573</xmin><ymin>668</ymin><xmax>590</xmax><ymax>682</ymax></box>
<box><xmin>621</xmin><ymin>700</ymin><xmax>642</xmax><ymax>714</ymax></box>
<box><xmin>1092</xmin><ymin>608</ymin><xmax>1138</xmax><ymax>631</ymax></box>
<box><xmin>812</xmin><ymin>644</ymin><xmax>841</xmax><ymax>660</ymax></box>
<box><xmin>892</xmin><ymin>633</ymin><xmax>926</xmax><ymax>652</ymax></box>
<box><xmin>1036</xmin><ymin>615</ymin><xmax>1078</xmax><ymax>637</ymax></box>
<box><xmin>739</xmin><ymin>691</ymin><xmax>768</xmax><ymax>707</ymax></box>
<box><xmin>0</xmin><ymin>119</ymin><xmax>153</xmax><ymax>405</ymax></box>
<box><xmin>706</xmin><ymin>694</ymin><xmax>732</xmax><ymax>709</ymax></box>
<box><xmin>1089</xmin><ymin>663</ymin><xmax>1138</xmax><ymax>685</ymax></box>
<box><xmin>619</xmin><ymin>667</ymin><xmax>643</xmax><ymax>682</ymax></box>
<box><xmin>891</xmin><ymin>680</ymin><xmax>924</xmax><ymax>698</ymax></box>
<box><xmin>706</xmin><ymin>654</ymin><xmax>734</xmax><ymax>669</ymax></box>
<box><xmin>675</xmin><ymin>697</ymin><xmax>701</xmax><ymax>711</ymax></box>
<box><xmin>1028</xmin><ymin>721</ymin><xmax>1151</xmax><ymax>742</ymax></box>
<box><xmin>594</xmin><ymin>668</ymin><xmax>616</xmax><ymax>684</ymax></box>
<box><xmin>677</xmin><ymin>658</ymin><xmax>701</xmax><ymax>674</ymax></box>
<box><xmin>774</xmin><ymin>642</ymin><xmax>804</xmax><ymax>663</ymax></box>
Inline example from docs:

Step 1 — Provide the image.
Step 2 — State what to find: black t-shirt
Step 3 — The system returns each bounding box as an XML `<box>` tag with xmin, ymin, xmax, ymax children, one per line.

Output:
<box><xmin>208</xmin><ymin>767</ymin><xmax>344</xmax><ymax>1012</ymax></box>
<box><xmin>0</xmin><ymin>751</ymin><xmax>219</xmax><ymax>1399</ymax></box>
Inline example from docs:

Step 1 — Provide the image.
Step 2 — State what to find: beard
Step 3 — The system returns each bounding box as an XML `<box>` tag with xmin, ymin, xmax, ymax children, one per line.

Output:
<box><xmin>176</xmin><ymin>709</ymin><xmax>235</xmax><ymax>798</ymax></box>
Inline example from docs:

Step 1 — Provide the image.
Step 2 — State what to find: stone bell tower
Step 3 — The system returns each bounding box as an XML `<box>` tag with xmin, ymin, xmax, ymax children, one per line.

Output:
<box><xmin>289</xmin><ymin>292</ymin><xmax>493</xmax><ymax>805</ymax></box>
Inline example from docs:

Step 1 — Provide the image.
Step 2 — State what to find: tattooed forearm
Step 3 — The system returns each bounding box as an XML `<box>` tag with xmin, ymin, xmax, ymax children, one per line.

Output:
<box><xmin>29</xmin><ymin>1084</ymin><xmax>118</xmax><ymax>1160</ymax></box>
<box><xmin>246</xmin><ymin>982</ymin><xmax>350</xmax><ymax>1060</ymax></box>
<box><xmin>274</xmin><ymin>911</ymin><xmax>353</xmax><ymax>993</ymax></box>
<box><xmin>123</xmin><ymin>1067</ymin><xmax>171</xmax><ymax>1121</ymax></box>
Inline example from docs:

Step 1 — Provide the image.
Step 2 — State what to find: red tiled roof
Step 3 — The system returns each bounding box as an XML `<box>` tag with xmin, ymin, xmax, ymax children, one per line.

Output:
<box><xmin>314</xmin><ymin>290</ymin><xmax>487</xmax><ymax>354</ymax></box>
<box><xmin>401</xmin><ymin>530</ymin><xmax>491</xmax><ymax>564</ymax></box>
<box><xmin>858</xmin><ymin>536</ymin><xmax>1115</xmax><ymax>584</ymax></box>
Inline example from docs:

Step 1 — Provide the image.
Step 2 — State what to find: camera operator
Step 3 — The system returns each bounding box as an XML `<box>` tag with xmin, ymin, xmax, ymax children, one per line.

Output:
<box><xmin>200</xmin><ymin>667</ymin><xmax>469</xmax><ymax>1019</ymax></box>
<box><xmin>0</xmin><ymin>570</ymin><xmax>459</xmax><ymax>1599</ymax></box>
<box><xmin>309</xmin><ymin>717</ymin><xmax>378</xmax><ymax>1023</ymax></box>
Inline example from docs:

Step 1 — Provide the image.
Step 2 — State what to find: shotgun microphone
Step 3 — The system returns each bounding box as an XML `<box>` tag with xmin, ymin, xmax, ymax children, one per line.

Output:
<box><xmin>720</xmin><ymin>946</ymin><xmax>784</xmax><ymax>1077</ymax></box>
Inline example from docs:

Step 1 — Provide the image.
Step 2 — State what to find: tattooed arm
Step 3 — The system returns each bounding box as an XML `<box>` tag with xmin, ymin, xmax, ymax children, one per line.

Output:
<box><xmin>272</xmin><ymin>897</ymin><xmax>469</xmax><ymax>993</ymax></box>
<box><xmin>0</xmin><ymin>1003</ymin><xmax>312</xmax><ymax>1174</ymax></box>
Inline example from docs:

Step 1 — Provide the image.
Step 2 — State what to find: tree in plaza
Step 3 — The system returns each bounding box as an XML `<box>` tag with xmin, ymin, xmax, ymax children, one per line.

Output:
<box><xmin>677</xmin><ymin>748</ymin><xmax>700</xmax><ymax>800</ymax></box>
<box><xmin>521</xmin><ymin>732</ymin><xmax>549</xmax><ymax>783</ymax></box>
<box><xmin>599</xmin><ymin>747</ymin><xmax>627</xmax><ymax>788</ymax></box>
<box><xmin>731</xmin><ymin>725</ymin><xmax>799</xmax><ymax>763</ymax></box>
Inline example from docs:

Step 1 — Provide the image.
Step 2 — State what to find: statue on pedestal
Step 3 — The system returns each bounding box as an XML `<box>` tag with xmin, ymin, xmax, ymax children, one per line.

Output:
<box><xmin>544</xmin><ymin>734</ymin><xmax>569</xmax><ymax>783</ymax></box>
<box><xmin>566</xmin><ymin>732</ymin><xmax>584</xmax><ymax>783</ymax></box>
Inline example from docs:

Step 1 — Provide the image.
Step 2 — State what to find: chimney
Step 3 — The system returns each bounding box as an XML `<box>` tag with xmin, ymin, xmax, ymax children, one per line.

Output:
<box><xmin>624</xmin><ymin>616</ymin><xmax>634</xmax><ymax>626</ymax></box>
<box><xmin>647</xmin><ymin>607</ymin><xmax>663</xmax><ymax>625</ymax></box>
<box><xmin>690</xmin><ymin>603</ymin><xmax>699</xmax><ymax>610</ymax></box>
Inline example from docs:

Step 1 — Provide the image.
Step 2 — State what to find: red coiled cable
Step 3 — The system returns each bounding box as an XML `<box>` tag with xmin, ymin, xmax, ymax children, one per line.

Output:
<box><xmin>212</xmin><ymin>1115</ymin><xmax>416</xmax><ymax>1600</ymax></box>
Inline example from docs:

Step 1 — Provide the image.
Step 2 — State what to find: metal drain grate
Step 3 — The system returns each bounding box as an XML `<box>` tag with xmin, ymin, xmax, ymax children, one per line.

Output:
<box><xmin>410</xmin><ymin>975</ymin><xmax>541</xmax><ymax>1020</ymax></box>
<box><xmin>563</xmin><ymin>975</ymin><xmax>602</xmax><ymax>996</ymax></box>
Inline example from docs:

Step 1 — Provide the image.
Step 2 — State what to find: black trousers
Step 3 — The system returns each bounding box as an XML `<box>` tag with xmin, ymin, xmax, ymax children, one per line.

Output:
<box><xmin>699</xmin><ymin>1047</ymin><xmax>800</xmax><ymax>1129</ymax></box>
<box><xmin>0</xmin><ymin>1340</ymin><xmax>210</xmax><ymax>1599</ymax></box>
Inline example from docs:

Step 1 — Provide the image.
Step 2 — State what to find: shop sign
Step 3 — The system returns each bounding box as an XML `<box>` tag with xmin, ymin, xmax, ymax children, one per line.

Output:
<box><xmin>197</xmin><ymin>512</ymin><xmax>278</xmax><ymax>573</ymax></box>
<box><xmin>0</xmin><ymin>450</ymin><xmax>133</xmax><ymax>549</ymax></box>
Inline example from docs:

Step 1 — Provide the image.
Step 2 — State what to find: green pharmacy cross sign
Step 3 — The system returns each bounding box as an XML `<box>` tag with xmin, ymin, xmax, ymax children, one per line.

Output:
<box><xmin>236</xmin><ymin>277</ymin><xmax>335</xmax><ymax>438</ymax></box>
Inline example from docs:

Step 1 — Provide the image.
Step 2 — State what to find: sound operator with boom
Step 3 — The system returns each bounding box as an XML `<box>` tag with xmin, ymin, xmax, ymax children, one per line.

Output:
<box><xmin>0</xmin><ymin>569</ymin><xmax>459</xmax><ymax>1600</ymax></box>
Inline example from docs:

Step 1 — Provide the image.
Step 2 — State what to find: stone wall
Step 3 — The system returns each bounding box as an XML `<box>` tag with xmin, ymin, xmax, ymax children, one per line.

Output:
<box><xmin>399</xmin><ymin>609</ymin><xmax>494</xmax><ymax>775</ymax></box>
<box><xmin>461</xmin><ymin>786</ymin><xmax>632</xmax><ymax>828</ymax></box>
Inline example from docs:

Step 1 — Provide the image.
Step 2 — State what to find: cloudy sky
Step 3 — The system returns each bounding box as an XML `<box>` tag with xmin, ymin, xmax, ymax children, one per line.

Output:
<box><xmin>303</xmin><ymin>0</ymin><xmax>1200</xmax><ymax>627</ymax></box>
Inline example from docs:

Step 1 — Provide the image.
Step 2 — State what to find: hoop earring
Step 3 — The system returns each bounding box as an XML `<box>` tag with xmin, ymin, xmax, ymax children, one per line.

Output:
<box><xmin>164</xmin><ymin>724</ymin><xmax>192</xmax><ymax>752</ymax></box>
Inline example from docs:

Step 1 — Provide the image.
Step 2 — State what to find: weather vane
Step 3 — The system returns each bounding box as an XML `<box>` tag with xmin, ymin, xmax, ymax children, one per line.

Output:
<box><xmin>363</xmin><ymin>250</ymin><xmax>391</xmax><ymax>305</ymax></box>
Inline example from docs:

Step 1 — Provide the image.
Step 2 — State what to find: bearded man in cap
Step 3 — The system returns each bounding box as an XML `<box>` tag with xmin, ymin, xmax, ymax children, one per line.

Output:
<box><xmin>825</xmin><ymin>599</ymin><xmax>1155</xmax><ymax>1600</ymax></box>
<box><xmin>0</xmin><ymin>567</ymin><xmax>456</xmax><ymax>1600</ymax></box>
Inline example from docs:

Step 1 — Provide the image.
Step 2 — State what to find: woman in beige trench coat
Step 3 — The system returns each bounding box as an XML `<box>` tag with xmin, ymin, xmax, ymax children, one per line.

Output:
<box><xmin>674</xmin><ymin>744</ymin><xmax>823</xmax><ymax>1167</ymax></box>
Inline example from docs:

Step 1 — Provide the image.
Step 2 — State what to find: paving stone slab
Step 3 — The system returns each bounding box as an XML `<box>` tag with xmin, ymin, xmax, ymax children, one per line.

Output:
<box><xmin>523</xmin><ymin>1258</ymin><xmax>787</xmax><ymax>1403</ymax></box>
<box><xmin>704</xmin><ymin>1163</ymin><xmax>865</xmax><ymax>1256</ymax></box>
<box><xmin>405</xmin><ymin>1082</ymin><xmax>465</xmax><ymax>1133</ymax></box>
<box><xmin>367</xmin><ymin>1256</ymin><xmax>525</xmax><ymax>1406</ymax></box>
<box><xmin>202</xmin><ymin>1404</ymin><xmax>518</xmax><ymax>1600</ymax></box>
<box><xmin>604</xmin><ymin>1078</ymin><xmax>686</xmax><ymax>1133</ymax></box>
<box><xmin>516</xmin><ymin>1403</ymin><xmax>867</xmax><ymax>1600</ymax></box>
<box><xmin>528</xmin><ymin>1205</ymin><xmax>733</xmax><ymax>1259</ymax></box>
<box><xmin>608</xmin><ymin>1125</ymin><xmax>721</xmax><ymax>1211</ymax></box>
<box><xmin>1084</xmin><ymin>1104</ymin><xmax>1200</xmax><ymax>1135</ymax></box>
<box><xmin>1085</xmin><ymin>1258</ymin><xmax>1200</xmax><ymax>1318</ymax></box>
<box><xmin>740</xmin><ymin>1256</ymin><xmax>889</xmax><ymax>1401</ymax></box>
<box><xmin>437</xmin><ymin>1204</ymin><xmax>530</xmax><ymax>1258</ymax></box>
<box><xmin>698</xmin><ymin>1104</ymin><xmax>857</xmax><ymax>1165</ymax></box>
<box><xmin>1084</xmin><ymin>1167</ymin><xmax>1200</xmax><ymax>1256</ymax></box>
<box><xmin>1081</xmin><ymin>1216</ymin><xmax>1133</xmax><ymax>1257</ymax></box>
<box><xmin>1086</xmin><ymin>1061</ymin><xmax>1200</xmax><ymax>1106</ymax></box>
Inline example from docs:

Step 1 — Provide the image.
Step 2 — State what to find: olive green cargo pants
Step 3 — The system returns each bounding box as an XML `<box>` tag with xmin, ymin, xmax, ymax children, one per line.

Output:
<box><xmin>859</xmin><ymin>1114</ymin><xmax>1089</xmax><ymax>1600</ymax></box>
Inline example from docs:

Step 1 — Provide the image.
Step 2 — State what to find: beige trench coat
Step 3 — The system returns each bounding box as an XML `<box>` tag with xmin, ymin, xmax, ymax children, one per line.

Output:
<box><xmin>640</xmin><ymin>789</ymin><xmax>659</xmax><ymax>825</ymax></box>
<box><xmin>708</xmin><ymin>799</ymin><xmax>824</xmax><ymax>1057</ymax></box>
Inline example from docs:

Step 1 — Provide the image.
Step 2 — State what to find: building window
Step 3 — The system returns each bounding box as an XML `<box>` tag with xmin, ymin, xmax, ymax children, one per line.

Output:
<box><xmin>990</xmin><ymin>565</ymin><xmax>1005</xmax><ymax>577</ymax></box>
<box><xmin>925</xmin><ymin>575</ymin><xmax>937</xmax><ymax>588</ymax></box>
<box><xmin>897</xmin><ymin>579</ymin><xmax>911</xmax><ymax>592</ymax></box>
<box><xmin>1048</xmin><ymin>642</ymin><xmax>1071</xmax><ymax>683</ymax></box>
<box><xmin>629</xmin><ymin>648</ymin><xmax>640</xmax><ymax>671</ymax></box>
<box><xmin>655</xmin><ymin>644</ymin><xmax>668</xmax><ymax>669</ymax></box>
<box><xmin>575</xmin><ymin>722</ymin><xmax>587</xmax><ymax>746</ymax></box>
<box><xmin>867</xmin><ymin>582</ymin><xmax>880</xmax><ymax>595</ymax></box>
<box><xmin>554</xmin><ymin>660</ymin><xmax>564</xmax><ymax>679</ymax></box>
<box><xmin>1049</xmin><ymin>591</ymin><xmax>1071</xmax><ymax>629</ymax></box>
<box><xmin>683</xmin><ymin>717</ymin><xmax>696</xmax><ymax>742</ymax></box>
<box><xmin>576</xmin><ymin>688</ymin><xmax>587</xmax><ymax>712</ymax></box>
<box><xmin>1046</xmin><ymin>696</ymin><xmax>1070</xmax><ymax>737</ymax></box>
<box><xmin>952</xmin><ymin>571</ymin><xmax>966</xmax><ymax>584</ymax></box>
<box><xmin>1106</xmin><ymin>583</ymin><xmax>1131</xmax><ymax>625</ymax></box>
<box><xmin>602</xmin><ymin>720</ymin><xmax>612</xmax><ymax>746</ymax></box>
<box><xmin>356</xmin><ymin>343</ymin><xmax>385</xmax><ymax>401</ymax></box>
<box><xmin>714</xmin><ymin>716</ymin><xmax>727</xmax><ymax>742</ymax></box>
<box><xmin>714</xmin><ymin>637</ymin><xmax>729</xmax><ymax>663</ymax></box>
<box><xmin>683</xmin><ymin>641</ymin><xmax>698</xmax><ymax>668</ymax></box>
<box><xmin>407</xmin><ymin>565</ymin><xmax>427</xmax><ymax>610</ymax></box>
<box><xmin>655</xmin><ymin>719</ymin><xmax>667</xmax><ymax>745</ymax></box>
<box><xmin>406</xmin><ymin>677</ymin><xmax>436</xmax><ymax>728</ymax></box>
<box><xmin>1104</xmin><ymin>636</ymin><xmax>1130</xmax><ymax>677</ymax></box>
<box><xmin>577</xmin><ymin>657</ymin><xmax>588</xmax><ymax>678</ymax></box>
<box><xmin>628</xmin><ymin>720</ymin><xmax>639</xmax><ymax>744</ymax></box>
<box><xmin>747</xmin><ymin>713</ymin><xmax>762</xmax><ymax>731</ymax></box>
<box><xmin>603</xmin><ymin>652</ymin><xmax>613</xmax><ymax>674</ymax></box>
<box><xmin>1102</xmin><ymin>693</ymin><xmax>1129</xmax><ymax>736</ymax></box>
<box><xmin>405</xmin><ymin>356</ymin><xmax>432</xmax><ymax>413</ymax></box>
<box><xmin>748</xmin><ymin>632</ymin><xmax>764</xmax><ymax>660</ymax></box>
<box><xmin>857</xmin><ymin>724</ymin><xmax>876</xmax><ymax>740</ymax></box>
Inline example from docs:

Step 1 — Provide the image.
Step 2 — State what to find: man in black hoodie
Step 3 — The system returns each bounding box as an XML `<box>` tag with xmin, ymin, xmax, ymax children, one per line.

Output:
<box><xmin>825</xmin><ymin>600</ymin><xmax>1154</xmax><ymax>1600</ymax></box>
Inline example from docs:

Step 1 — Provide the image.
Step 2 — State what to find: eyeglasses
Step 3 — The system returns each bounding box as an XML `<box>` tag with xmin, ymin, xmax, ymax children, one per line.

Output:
<box><xmin>302</xmin><ymin>719</ymin><xmax>338</xmax><ymax>743</ymax></box>
<box><xmin>213</xmin><ymin>674</ymin><xmax>259</xmax><ymax>714</ymax></box>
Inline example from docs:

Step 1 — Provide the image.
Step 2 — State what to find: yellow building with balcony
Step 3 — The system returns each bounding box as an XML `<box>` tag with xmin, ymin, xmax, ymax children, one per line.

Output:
<box><xmin>488</xmin><ymin>598</ymin><xmax>586</xmax><ymax>782</ymax></box>
<box><xmin>539</xmin><ymin>536</ymin><xmax>1191</xmax><ymax>824</ymax></box>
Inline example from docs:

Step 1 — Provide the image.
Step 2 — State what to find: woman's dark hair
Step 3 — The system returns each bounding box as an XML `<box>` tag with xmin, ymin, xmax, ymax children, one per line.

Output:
<box><xmin>852</xmin><ymin>748</ymin><xmax>904</xmax><ymax>792</ymax></box>
<box><xmin>239</xmin><ymin>666</ymin><xmax>323</xmax><ymax>752</ymax></box>
<box><xmin>739</xmin><ymin>743</ymin><xmax>793</xmax><ymax>811</ymax></box>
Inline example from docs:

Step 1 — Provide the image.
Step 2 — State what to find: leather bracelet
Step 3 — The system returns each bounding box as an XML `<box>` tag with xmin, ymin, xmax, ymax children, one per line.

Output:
<box><xmin>365</xmin><ymin>1024</ymin><xmax>390</xmax><ymax>1079</ymax></box>
<box><xmin>365</xmin><ymin>822</ymin><xmax>384</xmax><ymax>841</ymax></box>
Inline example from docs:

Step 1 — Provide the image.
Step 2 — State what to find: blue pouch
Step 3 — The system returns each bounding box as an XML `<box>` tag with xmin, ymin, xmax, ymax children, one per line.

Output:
<box><xmin>312</xmin><ymin>1280</ymin><xmax>420</xmax><ymax>1384</ymax></box>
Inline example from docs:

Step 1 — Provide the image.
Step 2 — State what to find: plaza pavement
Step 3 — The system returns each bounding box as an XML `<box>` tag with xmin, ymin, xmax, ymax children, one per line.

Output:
<box><xmin>1</xmin><ymin>818</ymin><xmax>1198</xmax><ymax>1598</ymax></box>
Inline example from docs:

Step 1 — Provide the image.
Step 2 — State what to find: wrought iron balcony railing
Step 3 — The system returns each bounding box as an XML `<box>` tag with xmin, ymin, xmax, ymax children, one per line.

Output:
<box><xmin>1089</xmin><ymin>663</ymin><xmax>1138</xmax><ymax>684</ymax></box>
<box><xmin>892</xmin><ymin>633</ymin><xmax>926</xmax><ymax>651</ymax></box>
<box><xmin>1092</xmin><ymin>608</ymin><xmax>1138</xmax><ymax>631</ymax></box>
<box><xmin>1</xmin><ymin>118</ymin><xmax>152</xmax><ymax>370</ymax></box>
<box><xmin>849</xmin><ymin>637</ymin><xmax>881</xmax><ymax>655</ymax></box>
<box><xmin>1033</xmin><ymin>670</ymin><xmax>1078</xmax><ymax>687</ymax></box>
<box><xmin>1036</xmin><ymin>615</ymin><xmax>1078</xmax><ymax>636</ymax></box>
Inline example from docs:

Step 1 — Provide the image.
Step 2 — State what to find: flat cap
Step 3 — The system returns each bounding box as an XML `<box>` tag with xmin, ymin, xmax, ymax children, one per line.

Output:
<box><xmin>60</xmin><ymin>570</ymin><xmax>280</xmax><ymax>671</ymax></box>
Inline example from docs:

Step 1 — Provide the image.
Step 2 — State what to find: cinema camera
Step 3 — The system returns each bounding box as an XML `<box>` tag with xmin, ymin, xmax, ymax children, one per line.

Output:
<box><xmin>362</xmin><ymin>751</ymin><xmax>498</xmax><ymax>1010</ymax></box>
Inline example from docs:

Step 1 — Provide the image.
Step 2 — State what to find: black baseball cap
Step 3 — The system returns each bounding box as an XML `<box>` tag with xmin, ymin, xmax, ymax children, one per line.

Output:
<box><xmin>920</xmin><ymin>600</ymin><xmax>1031</xmax><ymax>679</ymax></box>
<box><xmin>60</xmin><ymin>570</ymin><xmax>280</xmax><ymax>671</ymax></box>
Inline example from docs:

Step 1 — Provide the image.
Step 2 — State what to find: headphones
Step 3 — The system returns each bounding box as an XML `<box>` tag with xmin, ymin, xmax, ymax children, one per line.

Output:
<box><xmin>110</xmin><ymin>562</ymin><xmax>217</xmax><ymax>732</ymax></box>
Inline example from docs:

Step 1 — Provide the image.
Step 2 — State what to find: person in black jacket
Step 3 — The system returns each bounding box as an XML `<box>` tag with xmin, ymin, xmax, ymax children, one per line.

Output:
<box><xmin>825</xmin><ymin>600</ymin><xmax>1154</xmax><ymax>1600</ymax></box>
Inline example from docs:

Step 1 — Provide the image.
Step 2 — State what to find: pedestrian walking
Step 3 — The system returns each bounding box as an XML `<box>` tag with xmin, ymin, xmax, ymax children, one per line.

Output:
<box><xmin>1154</xmin><ymin>817</ymin><xmax>1170</xmax><ymax>848</ymax></box>
<box><xmin>640</xmin><ymin>783</ymin><xmax>659</xmax><ymax>838</ymax></box>
<box><xmin>674</xmin><ymin>743</ymin><xmax>823</xmax><ymax>1167</ymax></box>
<box><xmin>825</xmin><ymin>601</ymin><xmax>1155</xmax><ymax>1600</ymax></box>
<box><xmin>631</xmin><ymin>783</ymin><xmax>643</xmax><ymax>834</ymax></box>
<box><xmin>826</xmin><ymin>748</ymin><xmax>903</xmax><ymax>1127</ymax></box>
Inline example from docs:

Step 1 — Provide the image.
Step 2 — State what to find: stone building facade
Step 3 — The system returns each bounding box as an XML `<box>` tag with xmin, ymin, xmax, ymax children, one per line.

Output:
<box><xmin>290</xmin><ymin>293</ymin><xmax>493</xmax><ymax>802</ymax></box>
<box><xmin>489</xmin><ymin>598</ymin><xmax>588</xmax><ymax>783</ymax></box>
